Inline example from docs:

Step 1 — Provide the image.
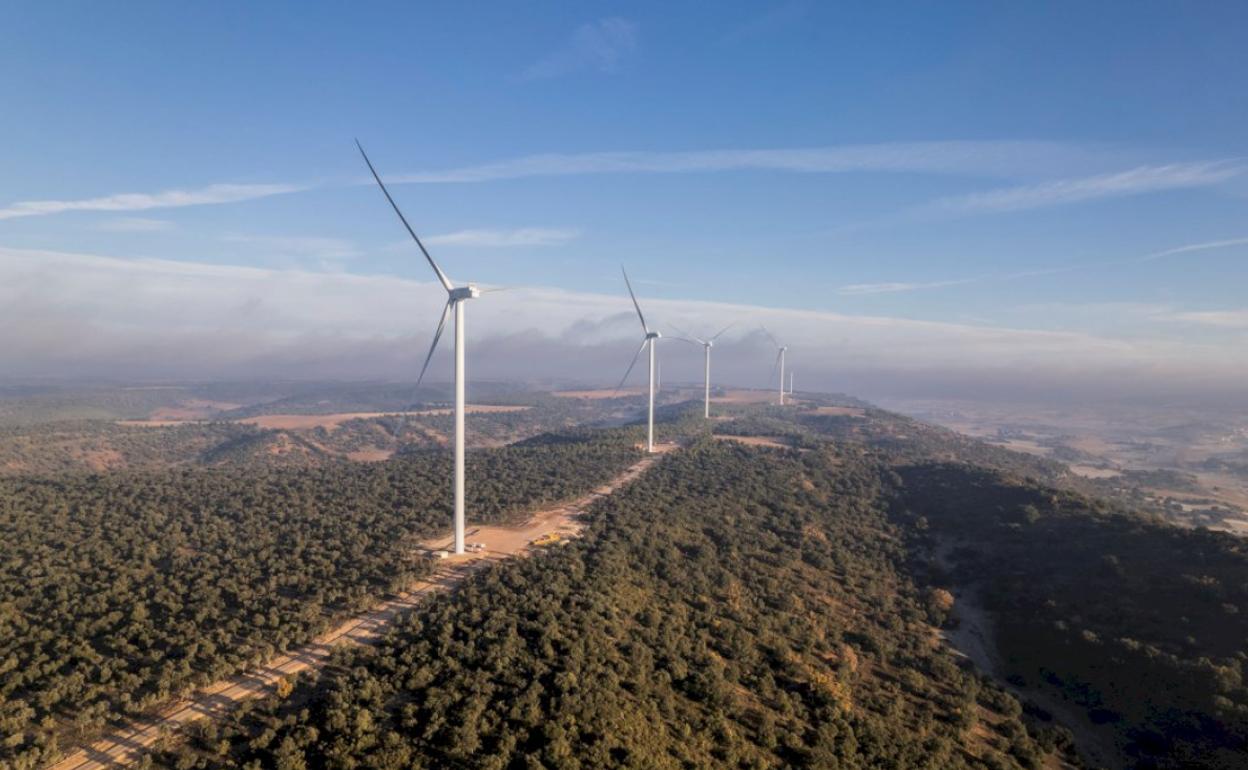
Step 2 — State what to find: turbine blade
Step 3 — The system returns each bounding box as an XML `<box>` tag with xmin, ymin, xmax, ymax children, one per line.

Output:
<box><xmin>620</xmin><ymin>265</ymin><xmax>649</xmax><ymax>333</ymax></box>
<box><xmin>669</xmin><ymin>336</ymin><xmax>701</xmax><ymax>347</ymax></box>
<box><xmin>710</xmin><ymin>321</ymin><xmax>736</xmax><ymax>341</ymax></box>
<box><xmin>668</xmin><ymin>323</ymin><xmax>700</xmax><ymax>343</ymax></box>
<box><xmin>768</xmin><ymin>348</ymin><xmax>781</xmax><ymax>387</ymax></box>
<box><xmin>478</xmin><ymin>286</ymin><xmax>508</xmax><ymax>294</ymax></box>
<box><xmin>613</xmin><ymin>338</ymin><xmax>648</xmax><ymax>395</ymax></box>
<box><xmin>760</xmin><ymin>325</ymin><xmax>781</xmax><ymax>349</ymax></box>
<box><xmin>356</xmin><ymin>140</ymin><xmax>455</xmax><ymax>292</ymax></box>
<box><xmin>415</xmin><ymin>300</ymin><xmax>453</xmax><ymax>388</ymax></box>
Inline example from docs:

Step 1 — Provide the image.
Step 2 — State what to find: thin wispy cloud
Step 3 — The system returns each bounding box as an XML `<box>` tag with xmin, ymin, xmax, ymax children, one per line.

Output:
<box><xmin>520</xmin><ymin>17</ymin><xmax>638</xmax><ymax>80</ymax></box>
<box><xmin>838</xmin><ymin>278</ymin><xmax>976</xmax><ymax>295</ymax></box>
<box><xmin>1160</xmin><ymin>310</ymin><xmax>1248</xmax><ymax>328</ymax></box>
<box><xmin>837</xmin><ymin>233</ymin><xmax>1248</xmax><ymax>298</ymax></box>
<box><xmin>1144</xmin><ymin>235</ymin><xmax>1248</xmax><ymax>260</ymax></box>
<box><xmin>0</xmin><ymin>182</ymin><xmax>304</xmax><ymax>221</ymax></box>
<box><xmin>391</xmin><ymin>141</ymin><xmax>1104</xmax><ymax>184</ymax></box>
<box><xmin>721</xmin><ymin>1</ymin><xmax>810</xmax><ymax>43</ymax></box>
<box><xmin>95</xmin><ymin>217</ymin><xmax>174</xmax><ymax>232</ymax></box>
<box><xmin>928</xmin><ymin>161</ymin><xmax>1242</xmax><ymax>215</ymax></box>
<box><xmin>425</xmin><ymin>227</ymin><xmax>581</xmax><ymax>248</ymax></box>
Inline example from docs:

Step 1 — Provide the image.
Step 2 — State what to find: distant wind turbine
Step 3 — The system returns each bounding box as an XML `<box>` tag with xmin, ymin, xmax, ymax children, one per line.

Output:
<box><xmin>670</xmin><ymin>323</ymin><xmax>734</xmax><ymax>418</ymax></box>
<box><xmin>357</xmin><ymin>140</ymin><xmax>482</xmax><ymax>556</ymax></box>
<box><xmin>616</xmin><ymin>267</ymin><xmax>661</xmax><ymax>453</ymax></box>
<box><xmin>762</xmin><ymin>327</ymin><xmax>788</xmax><ymax>406</ymax></box>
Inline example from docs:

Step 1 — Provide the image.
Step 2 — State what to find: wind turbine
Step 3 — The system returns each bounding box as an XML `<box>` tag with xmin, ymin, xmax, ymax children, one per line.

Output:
<box><xmin>762</xmin><ymin>327</ymin><xmax>788</xmax><ymax>406</ymax></box>
<box><xmin>616</xmin><ymin>267</ymin><xmax>661</xmax><ymax>453</ymax></box>
<box><xmin>670</xmin><ymin>323</ymin><xmax>734</xmax><ymax>418</ymax></box>
<box><xmin>357</xmin><ymin>140</ymin><xmax>480</xmax><ymax>556</ymax></box>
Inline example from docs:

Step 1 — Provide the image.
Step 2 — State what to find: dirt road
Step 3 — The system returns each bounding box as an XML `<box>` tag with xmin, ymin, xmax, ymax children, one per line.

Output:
<box><xmin>46</xmin><ymin>448</ymin><xmax>670</xmax><ymax>770</ymax></box>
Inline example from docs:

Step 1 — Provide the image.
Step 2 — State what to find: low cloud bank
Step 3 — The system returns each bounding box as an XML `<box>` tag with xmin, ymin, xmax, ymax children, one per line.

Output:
<box><xmin>2</xmin><ymin>247</ymin><xmax>1242</xmax><ymax>407</ymax></box>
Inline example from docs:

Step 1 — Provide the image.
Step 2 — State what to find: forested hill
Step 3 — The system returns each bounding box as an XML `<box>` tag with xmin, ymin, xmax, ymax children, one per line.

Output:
<box><xmin>0</xmin><ymin>431</ymin><xmax>640</xmax><ymax>770</ymax></box>
<box><xmin>5</xmin><ymin>397</ymin><xmax>1246</xmax><ymax>769</ymax></box>
<box><xmin>0</xmin><ymin>399</ymin><xmax>620</xmax><ymax>476</ymax></box>
<box><xmin>895</xmin><ymin>462</ymin><xmax>1248</xmax><ymax>769</ymax></box>
<box><xmin>157</xmin><ymin>439</ymin><xmax>1064</xmax><ymax>770</ymax></box>
<box><xmin>152</xmin><ymin>403</ymin><xmax>1248</xmax><ymax>770</ymax></box>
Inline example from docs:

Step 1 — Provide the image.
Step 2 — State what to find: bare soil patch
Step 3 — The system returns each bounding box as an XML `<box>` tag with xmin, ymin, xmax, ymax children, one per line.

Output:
<box><xmin>148</xmin><ymin>400</ymin><xmax>242</xmax><ymax>421</ymax></box>
<box><xmin>115</xmin><ymin>420</ymin><xmax>207</xmax><ymax>428</ymax></box>
<box><xmin>345</xmin><ymin>448</ymin><xmax>394</xmax><ymax>462</ymax></box>
<box><xmin>711</xmin><ymin>389</ymin><xmax>781</xmax><ymax>404</ymax></box>
<box><xmin>1068</xmin><ymin>465</ymin><xmax>1121</xmax><ymax>479</ymax></box>
<box><xmin>714</xmin><ymin>435</ymin><xmax>792</xmax><ymax>449</ymax></box>
<box><xmin>81</xmin><ymin>448</ymin><xmax>125</xmax><ymax>472</ymax></box>
<box><xmin>811</xmin><ymin>406</ymin><xmax>865</xmax><ymax>417</ymax></box>
<box><xmin>553</xmin><ymin>388</ymin><xmax>643</xmax><ymax>399</ymax></box>
<box><xmin>990</xmin><ymin>438</ymin><xmax>1051</xmax><ymax>458</ymax></box>
<box><xmin>238</xmin><ymin>406</ymin><xmax>528</xmax><ymax>431</ymax></box>
<box><xmin>406</xmin><ymin>405</ymin><xmax>530</xmax><ymax>417</ymax></box>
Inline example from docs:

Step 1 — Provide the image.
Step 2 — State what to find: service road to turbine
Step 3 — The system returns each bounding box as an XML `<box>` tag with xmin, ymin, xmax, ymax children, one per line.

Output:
<box><xmin>44</xmin><ymin>448</ymin><xmax>674</xmax><ymax>770</ymax></box>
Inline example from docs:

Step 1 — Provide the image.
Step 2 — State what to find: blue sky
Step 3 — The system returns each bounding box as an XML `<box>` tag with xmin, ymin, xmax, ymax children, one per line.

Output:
<box><xmin>1</xmin><ymin>2</ymin><xmax>1246</xmax><ymax>400</ymax></box>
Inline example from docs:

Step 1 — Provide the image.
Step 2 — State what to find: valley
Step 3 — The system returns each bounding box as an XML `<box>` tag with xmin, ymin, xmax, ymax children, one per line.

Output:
<box><xmin>885</xmin><ymin>398</ymin><xmax>1248</xmax><ymax>535</ymax></box>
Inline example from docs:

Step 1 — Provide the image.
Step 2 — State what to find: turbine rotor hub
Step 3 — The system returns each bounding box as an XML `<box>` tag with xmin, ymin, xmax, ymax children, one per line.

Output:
<box><xmin>646</xmin><ymin>331</ymin><xmax>661</xmax><ymax>339</ymax></box>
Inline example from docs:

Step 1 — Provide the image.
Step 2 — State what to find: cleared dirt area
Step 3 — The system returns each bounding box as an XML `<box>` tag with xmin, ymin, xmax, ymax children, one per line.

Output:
<box><xmin>553</xmin><ymin>388</ymin><xmax>643</xmax><ymax>399</ymax></box>
<box><xmin>1068</xmin><ymin>465</ymin><xmax>1121</xmax><ymax>479</ymax></box>
<box><xmin>403</xmin><ymin>405</ymin><xmax>531</xmax><ymax>417</ymax></box>
<box><xmin>115</xmin><ymin>419</ymin><xmax>207</xmax><ymax>428</ymax></box>
<box><xmin>148</xmin><ymin>400</ymin><xmax>243</xmax><ymax>420</ymax></box>
<box><xmin>345</xmin><ymin>448</ymin><xmax>394</xmax><ymax>462</ymax></box>
<box><xmin>45</xmin><ymin>447</ymin><xmax>670</xmax><ymax>770</ymax></box>
<box><xmin>989</xmin><ymin>438</ymin><xmax>1051</xmax><ymax>458</ymax></box>
<box><xmin>117</xmin><ymin>406</ymin><xmax>528</xmax><ymax>431</ymax></box>
<box><xmin>811</xmin><ymin>406</ymin><xmax>865</xmax><ymax>417</ymax></box>
<box><xmin>714</xmin><ymin>435</ymin><xmax>793</xmax><ymax>450</ymax></box>
<box><xmin>237</xmin><ymin>405</ymin><xmax>529</xmax><ymax>431</ymax></box>
<box><xmin>711</xmin><ymin>389</ymin><xmax>781</xmax><ymax>404</ymax></box>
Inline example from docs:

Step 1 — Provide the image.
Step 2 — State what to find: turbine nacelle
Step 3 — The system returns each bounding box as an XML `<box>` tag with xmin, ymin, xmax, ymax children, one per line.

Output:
<box><xmin>619</xmin><ymin>265</ymin><xmax>661</xmax><ymax>453</ymax></box>
<box><xmin>450</xmin><ymin>285</ymin><xmax>481</xmax><ymax>301</ymax></box>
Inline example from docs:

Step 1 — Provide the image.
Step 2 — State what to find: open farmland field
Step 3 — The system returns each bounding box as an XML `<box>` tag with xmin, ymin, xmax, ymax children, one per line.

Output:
<box><xmin>235</xmin><ymin>405</ymin><xmax>530</xmax><ymax>430</ymax></box>
<box><xmin>553</xmin><ymin>388</ymin><xmax>645</xmax><ymax>399</ymax></box>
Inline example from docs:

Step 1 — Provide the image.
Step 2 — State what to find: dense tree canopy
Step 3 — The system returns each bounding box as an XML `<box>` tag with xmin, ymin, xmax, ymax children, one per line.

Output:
<box><xmin>0</xmin><ymin>433</ymin><xmax>638</xmax><ymax>769</ymax></box>
<box><xmin>896</xmin><ymin>462</ymin><xmax>1248</xmax><ymax>768</ymax></box>
<box><xmin>156</xmin><ymin>441</ymin><xmax>1060</xmax><ymax>770</ymax></box>
<box><xmin>3</xmin><ymin>396</ymin><xmax>1245</xmax><ymax>769</ymax></box>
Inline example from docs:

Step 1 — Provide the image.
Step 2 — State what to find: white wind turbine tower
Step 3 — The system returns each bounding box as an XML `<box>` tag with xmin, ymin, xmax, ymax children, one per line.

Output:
<box><xmin>762</xmin><ymin>327</ymin><xmax>788</xmax><ymax>406</ymax></box>
<box><xmin>616</xmin><ymin>266</ymin><xmax>661</xmax><ymax>453</ymax></box>
<box><xmin>357</xmin><ymin>140</ymin><xmax>481</xmax><ymax>556</ymax></box>
<box><xmin>670</xmin><ymin>323</ymin><xmax>734</xmax><ymax>418</ymax></box>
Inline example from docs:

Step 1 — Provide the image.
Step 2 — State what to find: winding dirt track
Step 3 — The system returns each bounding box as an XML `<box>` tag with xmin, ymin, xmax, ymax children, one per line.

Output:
<box><xmin>46</xmin><ymin>447</ymin><xmax>672</xmax><ymax>770</ymax></box>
